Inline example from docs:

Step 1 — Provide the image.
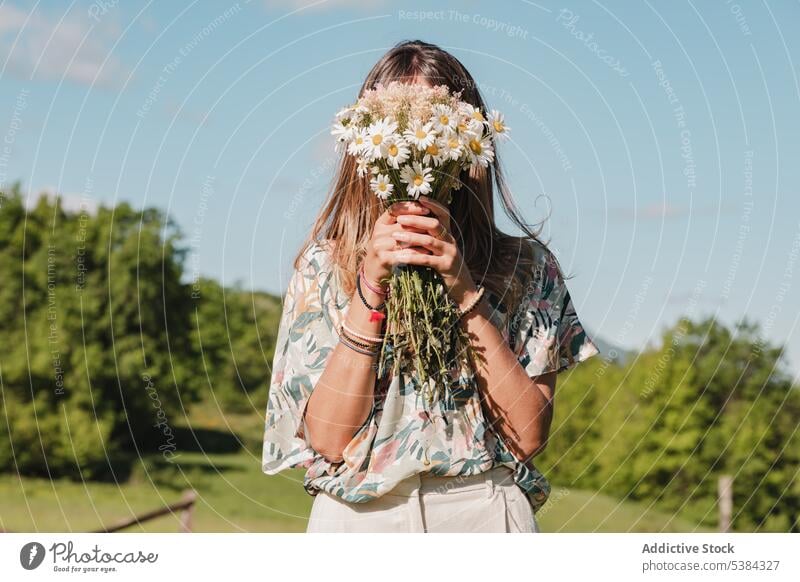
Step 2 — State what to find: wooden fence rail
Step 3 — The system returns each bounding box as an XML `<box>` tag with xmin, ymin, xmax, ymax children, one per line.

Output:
<box><xmin>92</xmin><ymin>489</ymin><xmax>197</xmax><ymax>533</ymax></box>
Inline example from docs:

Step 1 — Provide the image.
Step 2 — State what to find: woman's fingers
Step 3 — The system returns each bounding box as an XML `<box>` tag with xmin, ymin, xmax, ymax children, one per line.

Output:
<box><xmin>395</xmin><ymin>213</ymin><xmax>447</xmax><ymax>238</ymax></box>
<box><xmin>395</xmin><ymin>200</ymin><xmax>430</xmax><ymax>214</ymax></box>
<box><xmin>375</xmin><ymin>234</ymin><xmax>432</xmax><ymax>256</ymax></box>
<box><xmin>374</xmin><ymin>202</ymin><xmax>442</xmax><ymax>262</ymax></box>
<box><xmin>377</xmin><ymin>200</ymin><xmax>431</xmax><ymax>225</ymax></box>
<box><xmin>417</xmin><ymin>196</ymin><xmax>452</xmax><ymax>229</ymax></box>
<box><xmin>373</xmin><ymin>231</ymin><xmax>431</xmax><ymax>256</ymax></box>
<box><xmin>387</xmin><ymin>247</ymin><xmax>443</xmax><ymax>268</ymax></box>
<box><xmin>369</xmin><ymin>202</ymin><xmax>438</xmax><ymax>281</ymax></box>
<box><xmin>391</xmin><ymin>231</ymin><xmax>445</xmax><ymax>254</ymax></box>
<box><xmin>374</xmin><ymin>222</ymin><xmax>427</xmax><ymax>244</ymax></box>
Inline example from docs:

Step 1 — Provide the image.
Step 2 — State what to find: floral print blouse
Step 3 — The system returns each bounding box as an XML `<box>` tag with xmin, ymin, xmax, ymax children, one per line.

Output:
<box><xmin>262</xmin><ymin>238</ymin><xmax>600</xmax><ymax>514</ymax></box>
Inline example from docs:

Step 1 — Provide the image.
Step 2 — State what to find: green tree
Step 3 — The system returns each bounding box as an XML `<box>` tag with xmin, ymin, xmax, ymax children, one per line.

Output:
<box><xmin>189</xmin><ymin>278</ymin><xmax>281</xmax><ymax>413</ymax></box>
<box><xmin>543</xmin><ymin>316</ymin><xmax>799</xmax><ymax>532</ymax></box>
<box><xmin>0</xmin><ymin>187</ymin><xmax>199</xmax><ymax>478</ymax></box>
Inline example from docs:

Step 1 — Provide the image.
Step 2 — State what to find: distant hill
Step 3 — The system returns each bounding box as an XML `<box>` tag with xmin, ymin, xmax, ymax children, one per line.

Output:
<box><xmin>585</xmin><ymin>329</ymin><xmax>636</xmax><ymax>365</ymax></box>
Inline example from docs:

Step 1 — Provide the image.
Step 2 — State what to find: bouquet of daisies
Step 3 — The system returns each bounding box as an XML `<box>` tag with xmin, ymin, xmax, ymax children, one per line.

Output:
<box><xmin>331</xmin><ymin>81</ymin><xmax>509</xmax><ymax>408</ymax></box>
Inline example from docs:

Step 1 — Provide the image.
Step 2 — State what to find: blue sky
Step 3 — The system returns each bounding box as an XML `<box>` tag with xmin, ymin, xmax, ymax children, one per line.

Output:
<box><xmin>1</xmin><ymin>0</ymin><xmax>799</xmax><ymax>375</ymax></box>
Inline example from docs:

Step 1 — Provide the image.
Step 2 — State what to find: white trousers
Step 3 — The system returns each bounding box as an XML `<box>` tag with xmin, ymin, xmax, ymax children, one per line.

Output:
<box><xmin>306</xmin><ymin>465</ymin><xmax>540</xmax><ymax>533</ymax></box>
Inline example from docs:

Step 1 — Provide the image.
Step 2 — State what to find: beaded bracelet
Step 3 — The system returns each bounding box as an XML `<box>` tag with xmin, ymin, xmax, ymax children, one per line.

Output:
<box><xmin>356</xmin><ymin>271</ymin><xmax>386</xmax><ymax>322</ymax></box>
<box><xmin>457</xmin><ymin>285</ymin><xmax>485</xmax><ymax>318</ymax></box>
<box><xmin>342</xmin><ymin>320</ymin><xmax>384</xmax><ymax>344</ymax></box>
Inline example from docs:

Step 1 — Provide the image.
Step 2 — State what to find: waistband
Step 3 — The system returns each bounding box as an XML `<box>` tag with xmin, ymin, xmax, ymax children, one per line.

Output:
<box><xmin>384</xmin><ymin>465</ymin><xmax>516</xmax><ymax>498</ymax></box>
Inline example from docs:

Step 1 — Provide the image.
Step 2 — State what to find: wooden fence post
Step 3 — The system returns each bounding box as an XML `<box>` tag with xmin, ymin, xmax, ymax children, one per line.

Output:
<box><xmin>718</xmin><ymin>475</ymin><xmax>733</xmax><ymax>533</ymax></box>
<box><xmin>178</xmin><ymin>489</ymin><xmax>197</xmax><ymax>533</ymax></box>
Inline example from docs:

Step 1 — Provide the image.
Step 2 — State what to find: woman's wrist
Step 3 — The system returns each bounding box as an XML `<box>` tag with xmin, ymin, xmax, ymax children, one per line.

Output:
<box><xmin>360</xmin><ymin>253</ymin><xmax>389</xmax><ymax>293</ymax></box>
<box><xmin>356</xmin><ymin>268</ymin><xmax>387</xmax><ymax>323</ymax></box>
<box><xmin>359</xmin><ymin>263</ymin><xmax>389</xmax><ymax>296</ymax></box>
<box><xmin>357</xmin><ymin>284</ymin><xmax>386</xmax><ymax>312</ymax></box>
<box><xmin>456</xmin><ymin>285</ymin><xmax>486</xmax><ymax>317</ymax></box>
<box><xmin>449</xmin><ymin>280</ymin><xmax>479</xmax><ymax>309</ymax></box>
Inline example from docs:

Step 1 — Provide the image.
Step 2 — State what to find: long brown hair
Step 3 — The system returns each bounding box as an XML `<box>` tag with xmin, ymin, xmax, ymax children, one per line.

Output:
<box><xmin>296</xmin><ymin>39</ymin><xmax>560</xmax><ymax>314</ymax></box>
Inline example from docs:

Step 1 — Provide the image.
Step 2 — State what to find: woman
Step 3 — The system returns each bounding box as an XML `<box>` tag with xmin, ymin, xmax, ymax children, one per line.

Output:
<box><xmin>262</xmin><ymin>40</ymin><xmax>600</xmax><ymax>533</ymax></box>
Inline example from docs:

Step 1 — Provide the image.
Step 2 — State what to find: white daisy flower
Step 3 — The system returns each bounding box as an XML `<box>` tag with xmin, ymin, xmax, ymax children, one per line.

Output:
<box><xmin>459</xmin><ymin>102</ymin><xmax>487</xmax><ymax>125</ymax></box>
<box><xmin>331</xmin><ymin>119</ymin><xmax>351</xmax><ymax>138</ymax></box>
<box><xmin>400</xmin><ymin>162</ymin><xmax>434</xmax><ymax>198</ymax></box>
<box><xmin>331</xmin><ymin>119</ymin><xmax>353</xmax><ymax>152</ymax></box>
<box><xmin>457</xmin><ymin>124</ymin><xmax>480</xmax><ymax>153</ymax></box>
<box><xmin>487</xmin><ymin>109</ymin><xmax>510</xmax><ymax>141</ymax></box>
<box><xmin>384</xmin><ymin>136</ymin><xmax>411</xmax><ymax>169</ymax></box>
<box><xmin>441</xmin><ymin>129</ymin><xmax>465</xmax><ymax>161</ymax></box>
<box><xmin>365</xmin><ymin>117</ymin><xmax>399</xmax><ymax>160</ymax></box>
<box><xmin>431</xmin><ymin>104</ymin><xmax>457</xmax><ymax>133</ymax></box>
<box><xmin>455</xmin><ymin>104</ymin><xmax>487</xmax><ymax>137</ymax></box>
<box><xmin>335</xmin><ymin>106</ymin><xmax>354</xmax><ymax>121</ymax></box>
<box><xmin>348</xmin><ymin>104</ymin><xmax>369</xmax><ymax>126</ymax></box>
<box><xmin>347</xmin><ymin>128</ymin><xmax>368</xmax><ymax>156</ymax></box>
<box><xmin>355</xmin><ymin>157</ymin><xmax>369</xmax><ymax>177</ymax></box>
<box><xmin>465</xmin><ymin>134</ymin><xmax>495</xmax><ymax>168</ymax></box>
<box><xmin>422</xmin><ymin>138</ymin><xmax>447</xmax><ymax>166</ymax></box>
<box><xmin>454</xmin><ymin>116</ymin><xmax>478</xmax><ymax>137</ymax></box>
<box><xmin>404</xmin><ymin>120</ymin><xmax>436</xmax><ymax>150</ymax></box>
<box><xmin>370</xmin><ymin>173</ymin><xmax>394</xmax><ymax>200</ymax></box>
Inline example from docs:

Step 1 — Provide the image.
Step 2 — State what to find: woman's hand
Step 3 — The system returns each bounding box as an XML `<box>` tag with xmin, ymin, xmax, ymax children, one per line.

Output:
<box><xmin>361</xmin><ymin>200</ymin><xmax>433</xmax><ymax>288</ymax></box>
<box><xmin>389</xmin><ymin>196</ymin><xmax>479</xmax><ymax>307</ymax></box>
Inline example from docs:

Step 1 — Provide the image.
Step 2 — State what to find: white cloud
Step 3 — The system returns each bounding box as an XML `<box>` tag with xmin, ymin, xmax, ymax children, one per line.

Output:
<box><xmin>26</xmin><ymin>188</ymin><xmax>100</xmax><ymax>215</ymax></box>
<box><xmin>0</xmin><ymin>4</ymin><xmax>28</xmax><ymax>33</ymax></box>
<box><xmin>0</xmin><ymin>3</ymin><xmax>128</xmax><ymax>88</ymax></box>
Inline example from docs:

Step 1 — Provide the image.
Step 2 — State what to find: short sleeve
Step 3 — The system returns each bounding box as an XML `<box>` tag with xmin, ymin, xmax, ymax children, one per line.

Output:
<box><xmin>510</xmin><ymin>244</ymin><xmax>600</xmax><ymax>376</ymax></box>
<box><xmin>261</xmin><ymin>243</ymin><xmax>345</xmax><ymax>474</ymax></box>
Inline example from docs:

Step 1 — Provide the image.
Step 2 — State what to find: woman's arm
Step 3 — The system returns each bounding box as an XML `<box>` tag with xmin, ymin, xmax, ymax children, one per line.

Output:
<box><xmin>457</xmin><ymin>291</ymin><xmax>556</xmax><ymax>461</ymax></box>
<box><xmin>302</xmin><ymin>200</ymin><xmax>433</xmax><ymax>463</ymax></box>
<box><xmin>302</xmin><ymin>279</ymin><xmax>385</xmax><ymax>463</ymax></box>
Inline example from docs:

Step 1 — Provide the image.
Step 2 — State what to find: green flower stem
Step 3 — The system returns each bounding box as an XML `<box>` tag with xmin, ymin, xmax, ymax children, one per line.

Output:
<box><xmin>375</xmin><ymin>188</ymin><xmax>476</xmax><ymax>411</ymax></box>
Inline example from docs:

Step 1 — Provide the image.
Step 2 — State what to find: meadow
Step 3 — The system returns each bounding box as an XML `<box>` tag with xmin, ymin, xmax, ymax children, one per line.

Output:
<box><xmin>0</xmin><ymin>403</ymin><xmax>709</xmax><ymax>533</ymax></box>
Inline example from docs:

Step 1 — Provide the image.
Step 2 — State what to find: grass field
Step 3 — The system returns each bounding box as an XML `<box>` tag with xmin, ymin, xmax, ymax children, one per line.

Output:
<box><xmin>0</xmin><ymin>404</ymin><xmax>710</xmax><ymax>533</ymax></box>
